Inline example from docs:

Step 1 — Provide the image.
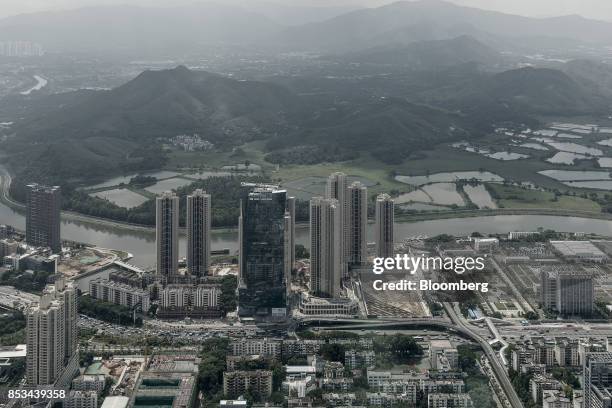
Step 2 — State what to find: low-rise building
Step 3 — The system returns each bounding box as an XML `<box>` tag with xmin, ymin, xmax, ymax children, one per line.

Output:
<box><xmin>321</xmin><ymin>378</ymin><xmax>353</xmax><ymax>391</ymax></box>
<box><xmin>298</xmin><ymin>293</ymin><xmax>359</xmax><ymax>316</ymax></box>
<box><xmin>219</xmin><ymin>400</ymin><xmax>248</xmax><ymax>408</ymax></box>
<box><xmin>64</xmin><ymin>390</ymin><xmax>98</xmax><ymax>408</ymax></box>
<box><xmin>430</xmin><ymin>340</ymin><xmax>458</xmax><ymax>370</ymax></box>
<box><xmin>282</xmin><ymin>340</ymin><xmax>322</xmax><ymax>357</ymax></box>
<box><xmin>550</xmin><ymin>241</ymin><xmax>608</xmax><ymax>263</ymax></box>
<box><xmin>367</xmin><ymin>392</ymin><xmax>414</xmax><ymax>407</ymax></box>
<box><xmin>472</xmin><ymin>237</ymin><xmax>499</xmax><ymax>252</ymax></box>
<box><xmin>89</xmin><ymin>278</ymin><xmax>150</xmax><ymax>312</ymax></box>
<box><xmin>323</xmin><ymin>361</ymin><xmax>344</xmax><ymax>379</ymax></box>
<box><xmin>428</xmin><ymin>393</ymin><xmax>473</xmax><ymax>408</ymax></box>
<box><xmin>345</xmin><ymin>350</ymin><xmax>375</xmax><ymax>369</ymax></box>
<box><xmin>231</xmin><ymin>338</ymin><xmax>282</xmax><ymax>359</ymax></box>
<box><xmin>100</xmin><ymin>396</ymin><xmax>129</xmax><ymax>408</ymax></box>
<box><xmin>223</xmin><ymin>370</ymin><xmax>273</xmax><ymax>399</ymax></box>
<box><xmin>555</xmin><ymin>338</ymin><xmax>580</xmax><ymax>367</ymax></box>
<box><xmin>422</xmin><ymin>379</ymin><xmax>465</xmax><ymax>395</ymax></box>
<box><xmin>512</xmin><ymin>346</ymin><xmax>535</xmax><ymax>373</ymax></box>
<box><xmin>72</xmin><ymin>374</ymin><xmax>106</xmax><ymax>394</ymax></box>
<box><xmin>542</xmin><ymin>390</ymin><xmax>571</xmax><ymax>408</ymax></box>
<box><xmin>322</xmin><ymin>393</ymin><xmax>356</xmax><ymax>407</ymax></box>
<box><xmin>282</xmin><ymin>375</ymin><xmax>316</xmax><ymax>398</ymax></box>
<box><xmin>158</xmin><ymin>283</ymin><xmax>222</xmax><ymax>319</ymax></box>
<box><xmin>532</xmin><ymin>337</ymin><xmax>557</xmax><ymax>368</ymax></box>
<box><xmin>285</xmin><ymin>365</ymin><xmax>317</xmax><ymax>381</ymax></box>
<box><xmin>128</xmin><ymin>354</ymin><xmax>199</xmax><ymax>408</ymax></box>
<box><xmin>530</xmin><ymin>374</ymin><xmax>563</xmax><ymax>405</ymax></box>
<box><xmin>367</xmin><ymin>371</ymin><xmax>426</xmax><ymax>402</ymax></box>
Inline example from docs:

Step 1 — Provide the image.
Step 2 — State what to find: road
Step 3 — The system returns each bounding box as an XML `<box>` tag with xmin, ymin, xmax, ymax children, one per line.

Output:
<box><xmin>444</xmin><ymin>303</ymin><xmax>524</xmax><ymax>408</ymax></box>
<box><xmin>78</xmin><ymin>314</ymin><xmax>261</xmax><ymax>345</ymax></box>
<box><xmin>490</xmin><ymin>256</ymin><xmax>534</xmax><ymax>314</ymax></box>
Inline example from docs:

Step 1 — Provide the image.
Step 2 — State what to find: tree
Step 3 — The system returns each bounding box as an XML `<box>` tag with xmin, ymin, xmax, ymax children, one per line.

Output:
<box><xmin>295</xmin><ymin>244</ymin><xmax>309</xmax><ymax>259</ymax></box>
<box><xmin>320</xmin><ymin>343</ymin><xmax>345</xmax><ymax>362</ymax></box>
<box><xmin>220</xmin><ymin>275</ymin><xmax>238</xmax><ymax>315</ymax></box>
<box><xmin>198</xmin><ymin>338</ymin><xmax>229</xmax><ymax>401</ymax></box>
<box><xmin>387</xmin><ymin>335</ymin><xmax>422</xmax><ymax>362</ymax></box>
<box><xmin>457</xmin><ymin>345</ymin><xmax>479</xmax><ymax>375</ymax></box>
<box><xmin>307</xmin><ymin>389</ymin><xmax>323</xmax><ymax>404</ymax></box>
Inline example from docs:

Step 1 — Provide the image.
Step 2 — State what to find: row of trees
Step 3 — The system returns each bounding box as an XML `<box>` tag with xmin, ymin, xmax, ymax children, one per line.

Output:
<box><xmin>219</xmin><ymin>275</ymin><xmax>237</xmax><ymax>315</ymax></box>
<box><xmin>265</xmin><ymin>145</ymin><xmax>358</xmax><ymax>165</ymax></box>
<box><xmin>373</xmin><ymin>334</ymin><xmax>423</xmax><ymax>364</ymax></box>
<box><xmin>62</xmin><ymin>175</ymin><xmax>311</xmax><ymax>228</ymax></box>
<box><xmin>0</xmin><ymin>311</ymin><xmax>26</xmax><ymax>345</ymax></box>
<box><xmin>79</xmin><ymin>295</ymin><xmax>143</xmax><ymax>326</ymax></box>
<box><xmin>0</xmin><ymin>268</ymin><xmax>52</xmax><ymax>294</ymax></box>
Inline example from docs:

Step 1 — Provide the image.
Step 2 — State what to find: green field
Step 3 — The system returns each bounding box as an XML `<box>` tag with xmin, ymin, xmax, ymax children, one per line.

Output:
<box><xmin>163</xmin><ymin>138</ymin><xmax>609</xmax><ymax>215</ymax></box>
<box><xmin>487</xmin><ymin>183</ymin><xmax>601</xmax><ymax>212</ymax></box>
<box><xmin>168</xmin><ymin>143</ymin><xmax>409</xmax><ymax>196</ymax></box>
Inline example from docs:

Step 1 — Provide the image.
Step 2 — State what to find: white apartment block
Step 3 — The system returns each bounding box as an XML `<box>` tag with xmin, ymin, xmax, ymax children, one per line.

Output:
<box><xmin>26</xmin><ymin>279</ymin><xmax>78</xmax><ymax>386</ymax></box>
<box><xmin>428</xmin><ymin>393</ymin><xmax>473</xmax><ymax>408</ymax></box>
<box><xmin>89</xmin><ymin>279</ymin><xmax>150</xmax><ymax>312</ymax></box>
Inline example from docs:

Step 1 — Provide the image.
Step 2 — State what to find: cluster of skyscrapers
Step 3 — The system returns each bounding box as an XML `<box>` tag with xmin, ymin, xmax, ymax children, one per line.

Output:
<box><xmin>0</xmin><ymin>41</ymin><xmax>44</xmax><ymax>57</ymax></box>
<box><xmin>22</xmin><ymin>172</ymin><xmax>395</xmax><ymax>324</ymax></box>
<box><xmin>232</xmin><ymin>173</ymin><xmax>394</xmax><ymax>316</ymax></box>
<box><xmin>309</xmin><ymin>173</ymin><xmax>394</xmax><ymax>301</ymax></box>
<box><xmin>155</xmin><ymin>189</ymin><xmax>211</xmax><ymax>278</ymax></box>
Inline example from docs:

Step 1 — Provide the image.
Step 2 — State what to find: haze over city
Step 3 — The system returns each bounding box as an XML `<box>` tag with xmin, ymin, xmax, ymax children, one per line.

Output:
<box><xmin>1</xmin><ymin>0</ymin><xmax>612</xmax><ymax>21</ymax></box>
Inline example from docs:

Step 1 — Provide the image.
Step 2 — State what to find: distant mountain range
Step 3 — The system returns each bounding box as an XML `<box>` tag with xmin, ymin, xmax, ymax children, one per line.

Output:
<box><xmin>327</xmin><ymin>35</ymin><xmax>502</xmax><ymax>69</ymax></box>
<box><xmin>280</xmin><ymin>0</ymin><xmax>612</xmax><ymax>52</ymax></box>
<box><xmin>0</xmin><ymin>0</ymin><xmax>611</xmax><ymax>55</ymax></box>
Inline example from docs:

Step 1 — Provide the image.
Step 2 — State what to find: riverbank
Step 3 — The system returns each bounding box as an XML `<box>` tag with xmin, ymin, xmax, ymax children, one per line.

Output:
<box><xmin>395</xmin><ymin>207</ymin><xmax>612</xmax><ymax>222</ymax></box>
<box><xmin>0</xmin><ymin>165</ymin><xmax>237</xmax><ymax>234</ymax></box>
<box><xmin>3</xmin><ymin>164</ymin><xmax>612</xmax><ymax>235</ymax></box>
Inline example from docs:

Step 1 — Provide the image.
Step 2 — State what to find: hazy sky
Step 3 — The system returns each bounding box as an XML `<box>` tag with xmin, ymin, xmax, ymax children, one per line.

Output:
<box><xmin>1</xmin><ymin>0</ymin><xmax>611</xmax><ymax>21</ymax></box>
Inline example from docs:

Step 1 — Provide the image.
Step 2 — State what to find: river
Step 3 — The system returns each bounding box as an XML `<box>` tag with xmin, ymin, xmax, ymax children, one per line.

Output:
<box><xmin>20</xmin><ymin>75</ymin><xmax>48</xmax><ymax>95</ymax></box>
<box><xmin>0</xmin><ymin>200</ymin><xmax>611</xmax><ymax>270</ymax></box>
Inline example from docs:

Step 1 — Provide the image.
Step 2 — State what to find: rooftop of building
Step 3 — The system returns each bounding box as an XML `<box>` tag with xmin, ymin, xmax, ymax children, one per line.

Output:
<box><xmin>0</xmin><ymin>344</ymin><xmax>26</xmax><ymax>359</ymax></box>
<box><xmin>90</xmin><ymin>278</ymin><xmax>148</xmax><ymax>293</ymax></box>
<box><xmin>100</xmin><ymin>396</ymin><xmax>129</xmax><ymax>408</ymax></box>
<box><xmin>550</xmin><ymin>240</ymin><xmax>607</xmax><ymax>258</ymax></box>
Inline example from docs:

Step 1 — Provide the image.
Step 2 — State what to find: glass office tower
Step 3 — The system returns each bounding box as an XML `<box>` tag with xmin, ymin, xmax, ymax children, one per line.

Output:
<box><xmin>238</xmin><ymin>184</ymin><xmax>287</xmax><ymax>316</ymax></box>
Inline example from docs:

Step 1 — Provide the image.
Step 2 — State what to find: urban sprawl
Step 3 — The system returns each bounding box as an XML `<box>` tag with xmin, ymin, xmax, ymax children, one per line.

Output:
<box><xmin>3</xmin><ymin>173</ymin><xmax>612</xmax><ymax>408</ymax></box>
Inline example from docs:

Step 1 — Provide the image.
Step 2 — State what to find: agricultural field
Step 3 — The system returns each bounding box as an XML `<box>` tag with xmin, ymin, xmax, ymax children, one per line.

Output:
<box><xmin>89</xmin><ymin>188</ymin><xmax>149</xmax><ymax>209</ymax></box>
<box><xmin>486</xmin><ymin>183</ymin><xmax>601</xmax><ymax>212</ymax></box>
<box><xmin>80</xmin><ymin>121</ymin><xmax>612</xmax><ymax>218</ymax></box>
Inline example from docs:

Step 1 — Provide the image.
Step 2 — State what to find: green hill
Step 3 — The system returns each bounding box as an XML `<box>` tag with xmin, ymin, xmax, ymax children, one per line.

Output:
<box><xmin>427</xmin><ymin>67</ymin><xmax>610</xmax><ymax>116</ymax></box>
<box><xmin>3</xmin><ymin>65</ymin><xmax>609</xmax><ymax>194</ymax></box>
<box><xmin>5</xmin><ymin>66</ymin><xmax>299</xmax><ymax>185</ymax></box>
